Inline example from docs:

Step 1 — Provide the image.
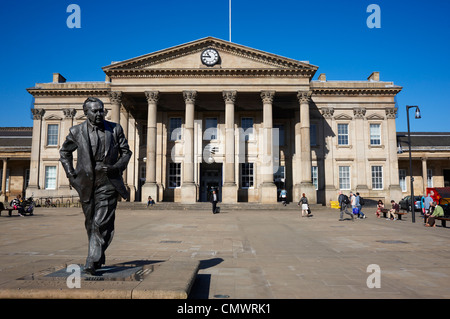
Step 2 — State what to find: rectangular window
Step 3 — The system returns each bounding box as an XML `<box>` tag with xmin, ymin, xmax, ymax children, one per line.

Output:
<box><xmin>47</xmin><ymin>124</ymin><xmax>59</xmax><ymax>146</ymax></box>
<box><xmin>45</xmin><ymin>166</ymin><xmax>57</xmax><ymax>190</ymax></box>
<box><xmin>205</xmin><ymin>118</ymin><xmax>218</xmax><ymax>140</ymax></box>
<box><xmin>370</xmin><ymin>124</ymin><xmax>381</xmax><ymax>145</ymax></box>
<box><xmin>372</xmin><ymin>166</ymin><xmax>383</xmax><ymax>190</ymax></box>
<box><xmin>427</xmin><ymin>169</ymin><xmax>433</xmax><ymax>188</ymax></box>
<box><xmin>311</xmin><ymin>166</ymin><xmax>318</xmax><ymax>190</ymax></box>
<box><xmin>399</xmin><ymin>169</ymin><xmax>407</xmax><ymax>192</ymax></box>
<box><xmin>168</xmin><ymin>163</ymin><xmax>181</xmax><ymax>188</ymax></box>
<box><xmin>241</xmin><ymin>117</ymin><xmax>254</xmax><ymax>141</ymax></box>
<box><xmin>337</xmin><ymin>124</ymin><xmax>349</xmax><ymax>145</ymax></box>
<box><xmin>169</xmin><ymin>118</ymin><xmax>182</xmax><ymax>141</ymax></box>
<box><xmin>339</xmin><ymin>166</ymin><xmax>350</xmax><ymax>190</ymax></box>
<box><xmin>310</xmin><ymin>124</ymin><xmax>317</xmax><ymax>146</ymax></box>
<box><xmin>240</xmin><ymin>163</ymin><xmax>254</xmax><ymax>188</ymax></box>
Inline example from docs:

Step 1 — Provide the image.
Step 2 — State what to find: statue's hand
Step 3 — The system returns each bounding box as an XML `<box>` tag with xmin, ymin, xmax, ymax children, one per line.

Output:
<box><xmin>102</xmin><ymin>164</ymin><xmax>119</xmax><ymax>175</ymax></box>
<box><xmin>67</xmin><ymin>171</ymin><xmax>77</xmax><ymax>179</ymax></box>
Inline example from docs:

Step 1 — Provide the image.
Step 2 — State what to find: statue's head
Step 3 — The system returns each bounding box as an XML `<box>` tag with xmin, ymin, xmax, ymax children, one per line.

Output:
<box><xmin>83</xmin><ymin>97</ymin><xmax>105</xmax><ymax>126</ymax></box>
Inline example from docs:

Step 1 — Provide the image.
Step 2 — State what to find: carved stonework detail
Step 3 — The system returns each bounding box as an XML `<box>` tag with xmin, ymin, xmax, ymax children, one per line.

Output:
<box><xmin>320</xmin><ymin>107</ymin><xmax>335</xmax><ymax>119</ymax></box>
<box><xmin>385</xmin><ymin>107</ymin><xmax>397</xmax><ymax>119</ymax></box>
<box><xmin>223</xmin><ymin>90</ymin><xmax>237</xmax><ymax>103</ymax></box>
<box><xmin>145</xmin><ymin>91</ymin><xmax>160</xmax><ymax>104</ymax></box>
<box><xmin>353</xmin><ymin>107</ymin><xmax>366</xmax><ymax>119</ymax></box>
<box><xmin>260</xmin><ymin>91</ymin><xmax>275</xmax><ymax>104</ymax></box>
<box><xmin>31</xmin><ymin>108</ymin><xmax>45</xmax><ymax>120</ymax></box>
<box><xmin>297</xmin><ymin>90</ymin><xmax>312</xmax><ymax>104</ymax></box>
<box><xmin>109</xmin><ymin>91</ymin><xmax>122</xmax><ymax>105</ymax></box>
<box><xmin>183</xmin><ymin>90</ymin><xmax>197</xmax><ymax>103</ymax></box>
<box><xmin>62</xmin><ymin>108</ymin><xmax>76</xmax><ymax>119</ymax></box>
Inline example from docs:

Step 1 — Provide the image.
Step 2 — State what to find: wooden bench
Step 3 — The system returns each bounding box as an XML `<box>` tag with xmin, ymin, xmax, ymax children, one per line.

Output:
<box><xmin>381</xmin><ymin>208</ymin><xmax>407</xmax><ymax>220</ymax></box>
<box><xmin>436</xmin><ymin>216</ymin><xmax>450</xmax><ymax>228</ymax></box>
<box><xmin>0</xmin><ymin>202</ymin><xmax>15</xmax><ymax>216</ymax></box>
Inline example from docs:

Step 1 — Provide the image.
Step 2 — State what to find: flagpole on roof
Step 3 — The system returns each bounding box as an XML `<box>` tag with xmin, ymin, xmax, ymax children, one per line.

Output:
<box><xmin>229</xmin><ymin>0</ymin><xmax>232</xmax><ymax>42</ymax></box>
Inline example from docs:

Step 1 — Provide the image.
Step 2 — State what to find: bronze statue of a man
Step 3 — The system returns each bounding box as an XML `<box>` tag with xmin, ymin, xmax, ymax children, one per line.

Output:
<box><xmin>60</xmin><ymin>97</ymin><xmax>132</xmax><ymax>275</ymax></box>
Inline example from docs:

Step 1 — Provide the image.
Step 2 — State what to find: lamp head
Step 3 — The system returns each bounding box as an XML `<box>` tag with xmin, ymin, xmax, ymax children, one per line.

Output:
<box><xmin>415</xmin><ymin>106</ymin><xmax>421</xmax><ymax>119</ymax></box>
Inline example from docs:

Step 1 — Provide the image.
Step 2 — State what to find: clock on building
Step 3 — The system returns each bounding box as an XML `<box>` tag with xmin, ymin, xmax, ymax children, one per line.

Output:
<box><xmin>201</xmin><ymin>48</ymin><xmax>220</xmax><ymax>66</ymax></box>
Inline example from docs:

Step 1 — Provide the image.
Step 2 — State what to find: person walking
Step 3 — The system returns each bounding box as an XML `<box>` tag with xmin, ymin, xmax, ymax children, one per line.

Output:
<box><xmin>338</xmin><ymin>191</ymin><xmax>354</xmax><ymax>221</ymax></box>
<box><xmin>298</xmin><ymin>193</ymin><xmax>309</xmax><ymax>217</ymax></box>
<box><xmin>355</xmin><ymin>192</ymin><xmax>366</xmax><ymax>219</ymax></box>
<box><xmin>210</xmin><ymin>190</ymin><xmax>219</xmax><ymax>214</ymax></box>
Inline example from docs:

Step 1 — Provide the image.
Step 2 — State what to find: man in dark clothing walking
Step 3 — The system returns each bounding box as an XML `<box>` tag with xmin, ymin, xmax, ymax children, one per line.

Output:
<box><xmin>338</xmin><ymin>191</ymin><xmax>354</xmax><ymax>221</ymax></box>
<box><xmin>210</xmin><ymin>190</ymin><xmax>219</xmax><ymax>214</ymax></box>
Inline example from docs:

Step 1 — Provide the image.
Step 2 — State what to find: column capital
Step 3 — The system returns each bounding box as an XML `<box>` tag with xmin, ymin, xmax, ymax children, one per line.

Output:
<box><xmin>31</xmin><ymin>108</ymin><xmax>45</xmax><ymax>120</ymax></box>
<box><xmin>385</xmin><ymin>107</ymin><xmax>397</xmax><ymax>119</ymax></box>
<box><xmin>260</xmin><ymin>90</ymin><xmax>275</xmax><ymax>104</ymax></box>
<box><xmin>62</xmin><ymin>108</ymin><xmax>76</xmax><ymax>119</ymax></box>
<box><xmin>320</xmin><ymin>107</ymin><xmax>334</xmax><ymax>119</ymax></box>
<box><xmin>183</xmin><ymin>90</ymin><xmax>197</xmax><ymax>103</ymax></box>
<box><xmin>297</xmin><ymin>90</ymin><xmax>312</xmax><ymax>104</ymax></box>
<box><xmin>109</xmin><ymin>91</ymin><xmax>123</xmax><ymax>104</ymax></box>
<box><xmin>145</xmin><ymin>90</ymin><xmax>160</xmax><ymax>104</ymax></box>
<box><xmin>353</xmin><ymin>107</ymin><xmax>366</xmax><ymax>119</ymax></box>
<box><xmin>222</xmin><ymin>90</ymin><xmax>237</xmax><ymax>103</ymax></box>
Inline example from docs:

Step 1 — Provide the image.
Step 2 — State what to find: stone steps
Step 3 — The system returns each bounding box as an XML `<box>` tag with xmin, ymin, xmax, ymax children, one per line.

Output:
<box><xmin>117</xmin><ymin>201</ymin><xmax>326</xmax><ymax>211</ymax></box>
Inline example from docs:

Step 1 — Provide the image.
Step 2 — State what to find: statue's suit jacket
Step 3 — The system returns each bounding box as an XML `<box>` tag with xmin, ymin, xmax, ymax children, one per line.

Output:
<box><xmin>59</xmin><ymin>120</ymin><xmax>132</xmax><ymax>203</ymax></box>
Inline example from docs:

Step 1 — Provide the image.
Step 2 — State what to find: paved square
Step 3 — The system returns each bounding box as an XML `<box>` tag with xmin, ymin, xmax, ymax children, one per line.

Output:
<box><xmin>1</xmin><ymin>205</ymin><xmax>449</xmax><ymax>299</ymax></box>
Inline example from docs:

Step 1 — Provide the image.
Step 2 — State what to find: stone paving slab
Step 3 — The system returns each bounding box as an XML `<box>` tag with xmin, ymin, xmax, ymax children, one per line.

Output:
<box><xmin>0</xmin><ymin>205</ymin><xmax>449</xmax><ymax>299</ymax></box>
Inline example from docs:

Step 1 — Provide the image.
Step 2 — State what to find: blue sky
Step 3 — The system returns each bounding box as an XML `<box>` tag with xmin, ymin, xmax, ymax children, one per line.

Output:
<box><xmin>1</xmin><ymin>0</ymin><xmax>449</xmax><ymax>132</ymax></box>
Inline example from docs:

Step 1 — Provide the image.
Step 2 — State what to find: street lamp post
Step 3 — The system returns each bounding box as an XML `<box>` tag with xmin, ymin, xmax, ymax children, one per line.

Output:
<box><xmin>406</xmin><ymin>105</ymin><xmax>421</xmax><ymax>223</ymax></box>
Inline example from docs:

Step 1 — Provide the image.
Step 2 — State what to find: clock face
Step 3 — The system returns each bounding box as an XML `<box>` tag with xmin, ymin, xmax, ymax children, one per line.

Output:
<box><xmin>201</xmin><ymin>48</ymin><xmax>220</xmax><ymax>66</ymax></box>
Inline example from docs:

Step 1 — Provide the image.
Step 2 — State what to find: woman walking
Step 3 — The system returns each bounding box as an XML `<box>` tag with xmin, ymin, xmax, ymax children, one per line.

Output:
<box><xmin>298</xmin><ymin>193</ymin><xmax>309</xmax><ymax>217</ymax></box>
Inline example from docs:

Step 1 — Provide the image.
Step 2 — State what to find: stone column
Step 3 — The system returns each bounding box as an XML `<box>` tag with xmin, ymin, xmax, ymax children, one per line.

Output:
<box><xmin>386</xmin><ymin>107</ymin><xmax>402</xmax><ymax>201</ymax></box>
<box><xmin>120</xmin><ymin>105</ymin><xmax>130</xmax><ymax>200</ymax></box>
<box><xmin>354</xmin><ymin>107</ymin><xmax>368</xmax><ymax>193</ymax></box>
<box><xmin>109</xmin><ymin>91</ymin><xmax>122</xmax><ymax>124</ymax></box>
<box><xmin>60</xmin><ymin>108</ymin><xmax>76</xmax><ymax>190</ymax></box>
<box><xmin>26</xmin><ymin>108</ymin><xmax>45</xmax><ymax>197</ymax></box>
<box><xmin>320</xmin><ymin>107</ymin><xmax>336</xmax><ymax>204</ymax></box>
<box><xmin>422</xmin><ymin>157</ymin><xmax>428</xmax><ymax>195</ymax></box>
<box><xmin>260</xmin><ymin>90</ymin><xmax>278</xmax><ymax>203</ymax></box>
<box><xmin>295</xmin><ymin>91</ymin><xmax>316</xmax><ymax>203</ymax></box>
<box><xmin>142</xmin><ymin>91</ymin><xmax>159</xmax><ymax>202</ymax></box>
<box><xmin>222</xmin><ymin>91</ymin><xmax>238</xmax><ymax>202</ymax></box>
<box><xmin>181</xmin><ymin>90</ymin><xmax>197</xmax><ymax>203</ymax></box>
<box><xmin>0</xmin><ymin>158</ymin><xmax>7</xmax><ymax>201</ymax></box>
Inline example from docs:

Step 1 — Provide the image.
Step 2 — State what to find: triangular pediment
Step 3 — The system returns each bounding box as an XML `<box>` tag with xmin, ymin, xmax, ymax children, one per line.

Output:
<box><xmin>334</xmin><ymin>113</ymin><xmax>353</xmax><ymax>120</ymax></box>
<box><xmin>102</xmin><ymin>37</ymin><xmax>318</xmax><ymax>78</ymax></box>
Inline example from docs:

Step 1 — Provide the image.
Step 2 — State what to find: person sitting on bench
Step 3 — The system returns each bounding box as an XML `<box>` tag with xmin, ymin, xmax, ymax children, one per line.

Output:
<box><xmin>387</xmin><ymin>200</ymin><xmax>399</xmax><ymax>220</ymax></box>
<box><xmin>425</xmin><ymin>201</ymin><xmax>444</xmax><ymax>227</ymax></box>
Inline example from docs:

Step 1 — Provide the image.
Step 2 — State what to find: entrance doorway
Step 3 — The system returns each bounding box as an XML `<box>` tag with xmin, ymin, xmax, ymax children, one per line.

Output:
<box><xmin>200</xmin><ymin>163</ymin><xmax>222</xmax><ymax>202</ymax></box>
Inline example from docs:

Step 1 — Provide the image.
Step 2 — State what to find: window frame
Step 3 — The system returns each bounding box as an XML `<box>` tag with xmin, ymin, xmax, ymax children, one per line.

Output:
<box><xmin>44</xmin><ymin>165</ymin><xmax>57</xmax><ymax>190</ymax></box>
<box><xmin>337</xmin><ymin>123</ymin><xmax>349</xmax><ymax>146</ymax></box>
<box><xmin>169</xmin><ymin>117</ymin><xmax>182</xmax><ymax>141</ymax></box>
<box><xmin>371</xmin><ymin>165</ymin><xmax>383</xmax><ymax>190</ymax></box>
<box><xmin>240</xmin><ymin>163</ymin><xmax>254</xmax><ymax>189</ymax></box>
<box><xmin>369</xmin><ymin>123</ymin><xmax>381</xmax><ymax>146</ymax></box>
<box><xmin>46</xmin><ymin>123</ymin><xmax>59</xmax><ymax>147</ymax></box>
<box><xmin>338</xmin><ymin>166</ymin><xmax>351</xmax><ymax>190</ymax></box>
<box><xmin>168</xmin><ymin>162</ymin><xmax>181</xmax><ymax>189</ymax></box>
<box><xmin>241</xmin><ymin>117</ymin><xmax>254</xmax><ymax>141</ymax></box>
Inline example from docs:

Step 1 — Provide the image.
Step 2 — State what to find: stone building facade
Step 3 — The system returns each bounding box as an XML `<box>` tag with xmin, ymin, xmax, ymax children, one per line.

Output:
<box><xmin>25</xmin><ymin>37</ymin><xmax>404</xmax><ymax>204</ymax></box>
